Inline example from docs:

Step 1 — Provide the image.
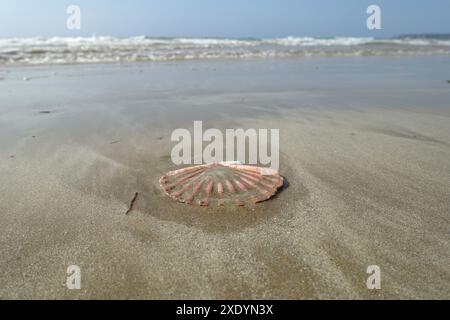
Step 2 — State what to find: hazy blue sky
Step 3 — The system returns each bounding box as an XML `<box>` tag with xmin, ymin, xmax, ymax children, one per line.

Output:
<box><xmin>1</xmin><ymin>0</ymin><xmax>449</xmax><ymax>38</ymax></box>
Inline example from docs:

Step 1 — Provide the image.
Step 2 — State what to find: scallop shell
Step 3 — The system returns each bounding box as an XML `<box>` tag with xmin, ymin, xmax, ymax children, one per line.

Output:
<box><xmin>159</xmin><ymin>162</ymin><xmax>284</xmax><ymax>207</ymax></box>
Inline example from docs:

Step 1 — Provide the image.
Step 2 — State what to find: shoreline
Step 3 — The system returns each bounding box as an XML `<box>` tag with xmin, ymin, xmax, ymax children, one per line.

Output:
<box><xmin>2</xmin><ymin>52</ymin><xmax>450</xmax><ymax>70</ymax></box>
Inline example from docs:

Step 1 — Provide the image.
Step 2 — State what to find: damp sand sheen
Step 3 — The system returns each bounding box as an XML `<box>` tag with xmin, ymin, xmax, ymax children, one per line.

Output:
<box><xmin>0</xmin><ymin>56</ymin><xmax>450</xmax><ymax>299</ymax></box>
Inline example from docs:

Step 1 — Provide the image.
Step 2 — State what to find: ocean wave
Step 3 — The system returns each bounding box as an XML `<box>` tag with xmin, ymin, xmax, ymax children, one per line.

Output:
<box><xmin>1</xmin><ymin>36</ymin><xmax>449</xmax><ymax>66</ymax></box>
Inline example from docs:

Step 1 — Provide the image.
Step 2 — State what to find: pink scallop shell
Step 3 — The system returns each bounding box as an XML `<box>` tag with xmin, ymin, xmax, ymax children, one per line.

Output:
<box><xmin>159</xmin><ymin>162</ymin><xmax>284</xmax><ymax>207</ymax></box>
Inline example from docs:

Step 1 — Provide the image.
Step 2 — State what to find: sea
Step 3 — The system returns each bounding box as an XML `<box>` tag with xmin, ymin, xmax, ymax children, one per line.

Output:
<box><xmin>1</xmin><ymin>34</ymin><xmax>450</xmax><ymax>66</ymax></box>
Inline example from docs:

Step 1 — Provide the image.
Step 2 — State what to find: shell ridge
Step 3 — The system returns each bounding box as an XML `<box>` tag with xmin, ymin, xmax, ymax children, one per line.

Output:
<box><xmin>160</xmin><ymin>164</ymin><xmax>283</xmax><ymax>207</ymax></box>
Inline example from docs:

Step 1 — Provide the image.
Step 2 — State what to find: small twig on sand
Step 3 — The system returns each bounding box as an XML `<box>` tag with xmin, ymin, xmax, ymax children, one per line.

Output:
<box><xmin>125</xmin><ymin>192</ymin><xmax>139</xmax><ymax>215</ymax></box>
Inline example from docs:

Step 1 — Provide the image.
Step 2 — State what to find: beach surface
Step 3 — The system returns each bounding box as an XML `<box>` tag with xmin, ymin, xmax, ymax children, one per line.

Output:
<box><xmin>0</xmin><ymin>56</ymin><xmax>450</xmax><ymax>299</ymax></box>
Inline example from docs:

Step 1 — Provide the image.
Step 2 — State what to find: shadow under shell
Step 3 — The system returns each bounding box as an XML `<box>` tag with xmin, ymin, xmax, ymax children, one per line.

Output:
<box><xmin>159</xmin><ymin>163</ymin><xmax>284</xmax><ymax>207</ymax></box>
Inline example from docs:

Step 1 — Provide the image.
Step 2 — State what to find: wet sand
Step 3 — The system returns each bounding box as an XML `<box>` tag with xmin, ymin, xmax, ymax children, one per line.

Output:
<box><xmin>0</xmin><ymin>57</ymin><xmax>450</xmax><ymax>299</ymax></box>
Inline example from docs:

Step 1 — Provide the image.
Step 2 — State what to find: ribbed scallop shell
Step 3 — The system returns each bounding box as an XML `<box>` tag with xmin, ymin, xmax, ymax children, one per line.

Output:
<box><xmin>159</xmin><ymin>162</ymin><xmax>284</xmax><ymax>207</ymax></box>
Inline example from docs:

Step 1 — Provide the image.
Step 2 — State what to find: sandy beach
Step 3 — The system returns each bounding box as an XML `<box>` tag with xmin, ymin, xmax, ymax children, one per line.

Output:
<box><xmin>1</xmin><ymin>56</ymin><xmax>450</xmax><ymax>299</ymax></box>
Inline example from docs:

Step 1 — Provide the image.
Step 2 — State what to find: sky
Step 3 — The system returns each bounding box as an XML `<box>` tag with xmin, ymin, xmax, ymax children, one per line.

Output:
<box><xmin>0</xmin><ymin>0</ymin><xmax>449</xmax><ymax>38</ymax></box>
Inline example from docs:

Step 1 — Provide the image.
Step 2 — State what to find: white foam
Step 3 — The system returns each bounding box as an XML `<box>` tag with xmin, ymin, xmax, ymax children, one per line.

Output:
<box><xmin>1</xmin><ymin>36</ymin><xmax>449</xmax><ymax>66</ymax></box>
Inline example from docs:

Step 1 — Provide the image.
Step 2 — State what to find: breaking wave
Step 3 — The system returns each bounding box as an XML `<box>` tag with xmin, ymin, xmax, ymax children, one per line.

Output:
<box><xmin>1</xmin><ymin>35</ymin><xmax>450</xmax><ymax>66</ymax></box>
